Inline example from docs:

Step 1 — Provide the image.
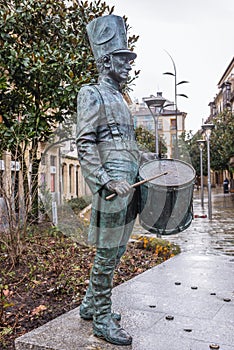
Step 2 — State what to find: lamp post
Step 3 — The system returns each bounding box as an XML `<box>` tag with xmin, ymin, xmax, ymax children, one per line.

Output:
<box><xmin>202</xmin><ymin>123</ymin><xmax>215</xmax><ymax>220</ymax></box>
<box><xmin>143</xmin><ymin>92</ymin><xmax>166</xmax><ymax>157</ymax></box>
<box><xmin>163</xmin><ymin>51</ymin><xmax>189</xmax><ymax>158</ymax></box>
<box><xmin>197</xmin><ymin>139</ymin><xmax>206</xmax><ymax>208</ymax></box>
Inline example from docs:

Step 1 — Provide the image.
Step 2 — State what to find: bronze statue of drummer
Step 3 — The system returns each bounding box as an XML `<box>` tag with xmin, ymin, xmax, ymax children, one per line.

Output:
<box><xmin>76</xmin><ymin>14</ymin><xmax>154</xmax><ymax>346</ymax></box>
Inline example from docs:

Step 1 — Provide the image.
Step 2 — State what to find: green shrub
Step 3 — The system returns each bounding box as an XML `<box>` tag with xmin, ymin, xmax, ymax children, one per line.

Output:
<box><xmin>67</xmin><ymin>196</ymin><xmax>92</xmax><ymax>214</ymax></box>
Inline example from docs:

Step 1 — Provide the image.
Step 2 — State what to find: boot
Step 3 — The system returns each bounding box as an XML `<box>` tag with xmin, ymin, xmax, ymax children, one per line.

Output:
<box><xmin>79</xmin><ymin>282</ymin><xmax>121</xmax><ymax>321</ymax></box>
<box><xmin>79</xmin><ymin>245</ymin><xmax>126</xmax><ymax>321</ymax></box>
<box><xmin>91</xmin><ymin>247</ymin><xmax>132</xmax><ymax>346</ymax></box>
<box><xmin>79</xmin><ymin>284</ymin><xmax>96</xmax><ymax>320</ymax></box>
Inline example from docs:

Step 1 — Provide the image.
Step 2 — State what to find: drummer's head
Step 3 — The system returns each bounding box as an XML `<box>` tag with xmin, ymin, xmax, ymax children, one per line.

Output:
<box><xmin>86</xmin><ymin>15</ymin><xmax>137</xmax><ymax>84</ymax></box>
<box><xmin>96</xmin><ymin>53</ymin><xmax>134</xmax><ymax>83</ymax></box>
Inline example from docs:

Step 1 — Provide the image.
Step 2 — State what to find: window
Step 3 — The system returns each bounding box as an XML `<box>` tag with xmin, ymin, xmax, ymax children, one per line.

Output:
<box><xmin>170</xmin><ymin>119</ymin><xmax>176</xmax><ymax>130</ymax></box>
<box><xmin>51</xmin><ymin>174</ymin><xmax>56</xmax><ymax>192</ymax></box>
<box><xmin>69</xmin><ymin>165</ymin><xmax>72</xmax><ymax>193</ymax></box>
<box><xmin>76</xmin><ymin>167</ymin><xmax>79</xmax><ymax>196</ymax></box>
<box><xmin>222</xmin><ymin>82</ymin><xmax>231</xmax><ymax>109</ymax></box>
<box><xmin>158</xmin><ymin>119</ymin><xmax>163</xmax><ymax>130</ymax></box>
<box><xmin>69</xmin><ymin>164</ymin><xmax>74</xmax><ymax>194</ymax></box>
<box><xmin>50</xmin><ymin>155</ymin><xmax>56</xmax><ymax>166</ymax></box>
<box><xmin>41</xmin><ymin>173</ymin><xmax>46</xmax><ymax>191</ymax></box>
<box><xmin>171</xmin><ymin>134</ymin><xmax>177</xmax><ymax>146</ymax></box>
<box><xmin>41</xmin><ymin>154</ymin><xmax>46</xmax><ymax>165</ymax></box>
<box><xmin>0</xmin><ymin>171</ymin><xmax>3</xmax><ymax>192</ymax></box>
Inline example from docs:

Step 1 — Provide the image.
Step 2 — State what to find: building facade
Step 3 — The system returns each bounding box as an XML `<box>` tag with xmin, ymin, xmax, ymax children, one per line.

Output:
<box><xmin>207</xmin><ymin>57</ymin><xmax>234</xmax><ymax>121</ymax></box>
<box><xmin>132</xmin><ymin>92</ymin><xmax>187</xmax><ymax>158</ymax></box>
<box><xmin>38</xmin><ymin>128</ymin><xmax>91</xmax><ymax>206</ymax></box>
<box><xmin>0</xmin><ymin>128</ymin><xmax>91</xmax><ymax>226</ymax></box>
<box><xmin>204</xmin><ymin>56</ymin><xmax>234</xmax><ymax>188</ymax></box>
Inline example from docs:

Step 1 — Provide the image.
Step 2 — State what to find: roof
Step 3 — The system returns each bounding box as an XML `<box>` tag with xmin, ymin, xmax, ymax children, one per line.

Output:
<box><xmin>218</xmin><ymin>57</ymin><xmax>234</xmax><ymax>87</ymax></box>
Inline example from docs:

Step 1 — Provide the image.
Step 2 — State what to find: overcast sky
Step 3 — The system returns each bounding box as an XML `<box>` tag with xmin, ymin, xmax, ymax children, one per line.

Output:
<box><xmin>112</xmin><ymin>0</ymin><xmax>234</xmax><ymax>133</ymax></box>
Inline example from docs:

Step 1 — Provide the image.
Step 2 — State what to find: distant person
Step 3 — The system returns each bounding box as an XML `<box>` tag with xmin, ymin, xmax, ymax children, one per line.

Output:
<box><xmin>223</xmin><ymin>178</ymin><xmax>229</xmax><ymax>193</ymax></box>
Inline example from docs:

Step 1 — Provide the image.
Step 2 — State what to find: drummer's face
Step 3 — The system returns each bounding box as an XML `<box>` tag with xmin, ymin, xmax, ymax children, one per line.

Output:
<box><xmin>107</xmin><ymin>54</ymin><xmax>132</xmax><ymax>83</ymax></box>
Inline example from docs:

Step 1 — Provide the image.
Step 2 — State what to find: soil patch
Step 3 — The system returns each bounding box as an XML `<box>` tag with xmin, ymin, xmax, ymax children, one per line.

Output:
<box><xmin>0</xmin><ymin>225</ymin><xmax>179</xmax><ymax>349</ymax></box>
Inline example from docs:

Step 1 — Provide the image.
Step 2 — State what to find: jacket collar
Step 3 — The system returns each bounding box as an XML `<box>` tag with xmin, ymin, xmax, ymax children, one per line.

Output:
<box><xmin>98</xmin><ymin>76</ymin><xmax>121</xmax><ymax>92</ymax></box>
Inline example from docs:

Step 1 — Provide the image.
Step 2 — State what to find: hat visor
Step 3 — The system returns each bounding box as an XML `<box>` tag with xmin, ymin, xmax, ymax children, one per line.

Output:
<box><xmin>112</xmin><ymin>49</ymin><xmax>137</xmax><ymax>60</ymax></box>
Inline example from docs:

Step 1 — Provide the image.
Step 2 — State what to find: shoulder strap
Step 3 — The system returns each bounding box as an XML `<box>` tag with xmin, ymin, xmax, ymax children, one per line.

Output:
<box><xmin>91</xmin><ymin>85</ymin><xmax>122</xmax><ymax>140</ymax></box>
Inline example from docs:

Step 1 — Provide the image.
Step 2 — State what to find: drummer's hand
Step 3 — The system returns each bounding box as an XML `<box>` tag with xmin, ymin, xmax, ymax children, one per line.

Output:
<box><xmin>105</xmin><ymin>180</ymin><xmax>134</xmax><ymax>197</ymax></box>
<box><xmin>140</xmin><ymin>152</ymin><xmax>158</xmax><ymax>164</ymax></box>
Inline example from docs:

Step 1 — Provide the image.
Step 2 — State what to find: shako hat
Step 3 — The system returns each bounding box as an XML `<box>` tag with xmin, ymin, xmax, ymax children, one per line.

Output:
<box><xmin>86</xmin><ymin>15</ymin><xmax>137</xmax><ymax>61</ymax></box>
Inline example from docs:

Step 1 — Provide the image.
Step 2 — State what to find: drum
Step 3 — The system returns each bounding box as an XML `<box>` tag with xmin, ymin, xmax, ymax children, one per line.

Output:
<box><xmin>138</xmin><ymin>159</ymin><xmax>195</xmax><ymax>235</ymax></box>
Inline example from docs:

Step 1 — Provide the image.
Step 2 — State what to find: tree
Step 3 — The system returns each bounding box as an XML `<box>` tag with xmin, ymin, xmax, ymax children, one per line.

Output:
<box><xmin>178</xmin><ymin>131</ymin><xmax>208</xmax><ymax>176</ymax></box>
<box><xmin>210</xmin><ymin>110</ymin><xmax>234</xmax><ymax>171</ymax></box>
<box><xmin>135</xmin><ymin>126</ymin><xmax>167</xmax><ymax>158</ymax></box>
<box><xmin>0</xmin><ymin>0</ymin><xmax>139</xmax><ymax>264</ymax></box>
<box><xmin>172</xmin><ymin>110</ymin><xmax>234</xmax><ymax>187</ymax></box>
<box><xmin>0</xmin><ymin>0</ymin><xmax>139</xmax><ymax>220</ymax></box>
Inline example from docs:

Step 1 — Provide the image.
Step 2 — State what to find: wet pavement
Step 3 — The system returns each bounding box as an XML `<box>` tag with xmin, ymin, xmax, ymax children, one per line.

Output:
<box><xmin>133</xmin><ymin>186</ymin><xmax>234</xmax><ymax>257</ymax></box>
<box><xmin>15</xmin><ymin>187</ymin><xmax>234</xmax><ymax>350</ymax></box>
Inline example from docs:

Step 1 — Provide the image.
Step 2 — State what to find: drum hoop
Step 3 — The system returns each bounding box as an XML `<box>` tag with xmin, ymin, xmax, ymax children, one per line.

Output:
<box><xmin>139</xmin><ymin>158</ymin><xmax>196</xmax><ymax>188</ymax></box>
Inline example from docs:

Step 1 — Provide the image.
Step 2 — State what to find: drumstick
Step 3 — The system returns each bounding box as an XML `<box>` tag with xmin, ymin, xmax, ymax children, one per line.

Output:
<box><xmin>106</xmin><ymin>171</ymin><xmax>168</xmax><ymax>200</ymax></box>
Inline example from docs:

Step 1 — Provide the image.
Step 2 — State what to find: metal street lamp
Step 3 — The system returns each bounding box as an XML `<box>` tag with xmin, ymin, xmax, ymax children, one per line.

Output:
<box><xmin>197</xmin><ymin>139</ymin><xmax>206</xmax><ymax>208</ymax></box>
<box><xmin>163</xmin><ymin>51</ymin><xmax>189</xmax><ymax>158</ymax></box>
<box><xmin>202</xmin><ymin>123</ymin><xmax>215</xmax><ymax>220</ymax></box>
<box><xmin>143</xmin><ymin>92</ymin><xmax>166</xmax><ymax>157</ymax></box>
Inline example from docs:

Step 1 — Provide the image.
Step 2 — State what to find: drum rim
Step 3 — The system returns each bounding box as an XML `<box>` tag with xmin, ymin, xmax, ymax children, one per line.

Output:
<box><xmin>139</xmin><ymin>158</ymin><xmax>196</xmax><ymax>188</ymax></box>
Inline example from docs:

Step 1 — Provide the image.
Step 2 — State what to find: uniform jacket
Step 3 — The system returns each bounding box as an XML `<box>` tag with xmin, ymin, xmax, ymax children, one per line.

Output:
<box><xmin>76</xmin><ymin>77</ymin><xmax>140</xmax><ymax>248</ymax></box>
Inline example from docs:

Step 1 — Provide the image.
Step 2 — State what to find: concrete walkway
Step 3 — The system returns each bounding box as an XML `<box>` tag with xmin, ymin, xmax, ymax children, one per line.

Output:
<box><xmin>15</xmin><ymin>189</ymin><xmax>234</xmax><ymax>350</ymax></box>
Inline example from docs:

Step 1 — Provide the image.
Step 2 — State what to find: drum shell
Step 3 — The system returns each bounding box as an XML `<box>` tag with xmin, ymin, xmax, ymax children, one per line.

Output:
<box><xmin>138</xmin><ymin>159</ymin><xmax>195</xmax><ymax>235</ymax></box>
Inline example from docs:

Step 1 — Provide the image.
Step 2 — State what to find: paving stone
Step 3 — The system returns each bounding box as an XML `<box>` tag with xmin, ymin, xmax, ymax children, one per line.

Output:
<box><xmin>131</xmin><ymin>332</ymin><xmax>195</xmax><ymax>350</ymax></box>
<box><xmin>213</xmin><ymin>304</ymin><xmax>234</xmax><ymax>324</ymax></box>
<box><xmin>192</xmin><ymin>340</ymin><xmax>234</xmax><ymax>350</ymax></box>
